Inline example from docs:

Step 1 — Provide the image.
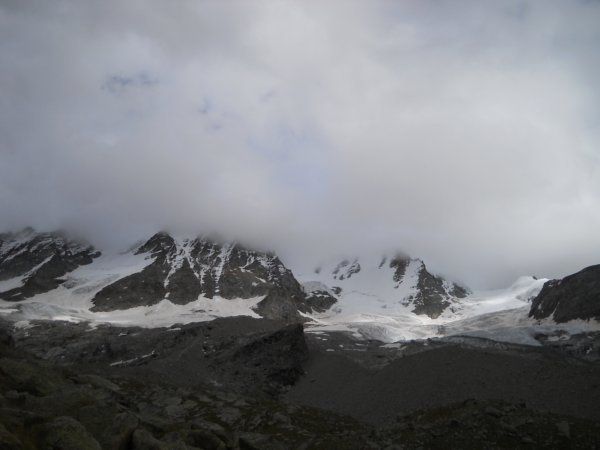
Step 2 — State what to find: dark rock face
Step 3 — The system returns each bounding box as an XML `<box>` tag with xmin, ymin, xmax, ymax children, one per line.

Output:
<box><xmin>91</xmin><ymin>260</ymin><xmax>169</xmax><ymax>311</ymax></box>
<box><xmin>410</xmin><ymin>262</ymin><xmax>469</xmax><ymax>318</ymax></box>
<box><xmin>91</xmin><ymin>232</ymin><xmax>322</xmax><ymax>316</ymax></box>
<box><xmin>411</xmin><ymin>264</ymin><xmax>452</xmax><ymax>319</ymax></box>
<box><xmin>0</xmin><ymin>228</ymin><xmax>100</xmax><ymax>301</ymax></box>
<box><xmin>254</xmin><ymin>289</ymin><xmax>305</xmax><ymax>323</ymax></box>
<box><xmin>529</xmin><ymin>264</ymin><xmax>600</xmax><ymax>322</ymax></box>
<box><xmin>166</xmin><ymin>259</ymin><xmax>204</xmax><ymax>304</ymax></box>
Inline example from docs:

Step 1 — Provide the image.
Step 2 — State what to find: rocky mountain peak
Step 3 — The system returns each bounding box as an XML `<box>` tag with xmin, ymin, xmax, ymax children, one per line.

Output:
<box><xmin>89</xmin><ymin>232</ymin><xmax>329</xmax><ymax>320</ymax></box>
<box><xmin>307</xmin><ymin>252</ymin><xmax>469</xmax><ymax>319</ymax></box>
<box><xmin>135</xmin><ymin>231</ymin><xmax>176</xmax><ymax>255</ymax></box>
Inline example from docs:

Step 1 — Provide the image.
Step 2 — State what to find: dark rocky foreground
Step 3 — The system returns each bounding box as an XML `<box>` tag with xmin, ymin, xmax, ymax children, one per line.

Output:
<box><xmin>1</xmin><ymin>317</ymin><xmax>600</xmax><ymax>449</ymax></box>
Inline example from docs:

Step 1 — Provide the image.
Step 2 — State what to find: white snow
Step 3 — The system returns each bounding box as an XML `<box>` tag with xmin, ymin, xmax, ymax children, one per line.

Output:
<box><xmin>0</xmin><ymin>295</ymin><xmax>264</xmax><ymax>328</ymax></box>
<box><xmin>0</xmin><ymin>249</ymin><xmax>155</xmax><ymax>312</ymax></box>
<box><xmin>301</xmin><ymin>255</ymin><xmax>425</xmax><ymax>316</ymax></box>
<box><xmin>0</xmin><ymin>238</ymin><xmax>263</xmax><ymax>329</ymax></box>
<box><xmin>0</xmin><ymin>276</ymin><xmax>25</xmax><ymax>293</ymax></box>
<box><xmin>214</xmin><ymin>243</ymin><xmax>233</xmax><ymax>292</ymax></box>
<box><xmin>163</xmin><ymin>237</ymin><xmax>201</xmax><ymax>287</ymax></box>
<box><xmin>299</xmin><ymin>273</ymin><xmax>600</xmax><ymax>345</ymax></box>
<box><xmin>0</xmin><ymin>255</ymin><xmax>56</xmax><ymax>297</ymax></box>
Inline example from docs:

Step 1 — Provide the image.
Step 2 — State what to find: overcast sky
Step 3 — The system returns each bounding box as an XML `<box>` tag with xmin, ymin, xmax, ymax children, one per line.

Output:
<box><xmin>1</xmin><ymin>0</ymin><xmax>599</xmax><ymax>288</ymax></box>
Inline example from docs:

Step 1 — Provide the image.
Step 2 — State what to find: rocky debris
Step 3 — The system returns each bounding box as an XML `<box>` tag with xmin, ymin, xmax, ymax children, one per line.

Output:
<box><xmin>0</xmin><ymin>228</ymin><xmax>100</xmax><ymax>301</ymax></box>
<box><xmin>376</xmin><ymin>399</ymin><xmax>600</xmax><ymax>449</ymax></box>
<box><xmin>289</xmin><ymin>331</ymin><xmax>600</xmax><ymax>426</ymax></box>
<box><xmin>31</xmin><ymin>416</ymin><xmax>101</xmax><ymax>450</ymax></box>
<box><xmin>534</xmin><ymin>330</ymin><xmax>600</xmax><ymax>362</ymax></box>
<box><xmin>6</xmin><ymin>316</ymin><xmax>308</xmax><ymax>397</ymax></box>
<box><xmin>211</xmin><ymin>323</ymin><xmax>309</xmax><ymax>395</ymax></box>
<box><xmin>3</xmin><ymin>318</ymin><xmax>600</xmax><ymax>449</ymax></box>
<box><xmin>530</xmin><ymin>264</ymin><xmax>600</xmax><ymax>322</ymax></box>
<box><xmin>0</xmin><ymin>319</ymin><xmax>378</xmax><ymax>450</ymax></box>
<box><xmin>556</xmin><ymin>420</ymin><xmax>570</xmax><ymax>438</ymax></box>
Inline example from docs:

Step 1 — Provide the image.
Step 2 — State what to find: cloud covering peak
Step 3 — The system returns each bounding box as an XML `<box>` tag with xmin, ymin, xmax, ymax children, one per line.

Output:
<box><xmin>1</xmin><ymin>0</ymin><xmax>599</xmax><ymax>288</ymax></box>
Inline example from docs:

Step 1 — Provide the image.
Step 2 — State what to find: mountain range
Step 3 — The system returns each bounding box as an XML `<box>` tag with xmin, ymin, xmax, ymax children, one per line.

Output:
<box><xmin>0</xmin><ymin>228</ymin><xmax>466</xmax><ymax>319</ymax></box>
<box><xmin>0</xmin><ymin>227</ymin><xmax>599</xmax><ymax>339</ymax></box>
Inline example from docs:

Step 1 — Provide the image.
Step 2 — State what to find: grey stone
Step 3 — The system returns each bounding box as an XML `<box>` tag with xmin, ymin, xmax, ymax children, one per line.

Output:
<box><xmin>556</xmin><ymin>420</ymin><xmax>570</xmax><ymax>438</ymax></box>
<box><xmin>33</xmin><ymin>416</ymin><xmax>101</xmax><ymax>450</ymax></box>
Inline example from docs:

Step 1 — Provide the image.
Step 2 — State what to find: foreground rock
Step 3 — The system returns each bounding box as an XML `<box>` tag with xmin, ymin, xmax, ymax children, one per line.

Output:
<box><xmin>6</xmin><ymin>316</ymin><xmax>308</xmax><ymax>397</ymax></box>
<box><xmin>2</xmin><ymin>319</ymin><xmax>600</xmax><ymax>449</ymax></box>
<box><xmin>530</xmin><ymin>264</ymin><xmax>600</xmax><ymax>322</ymax></box>
<box><xmin>0</xmin><ymin>321</ymin><xmax>368</xmax><ymax>449</ymax></box>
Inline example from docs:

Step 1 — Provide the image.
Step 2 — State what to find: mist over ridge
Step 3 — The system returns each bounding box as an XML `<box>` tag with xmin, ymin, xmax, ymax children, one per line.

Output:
<box><xmin>1</xmin><ymin>0</ymin><xmax>600</xmax><ymax>289</ymax></box>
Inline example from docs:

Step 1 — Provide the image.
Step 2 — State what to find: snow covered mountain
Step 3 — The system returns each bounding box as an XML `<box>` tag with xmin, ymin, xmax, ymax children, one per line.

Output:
<box><xmin>91</xmin><ymin>231</ymin><xmax>305</xmax><ymax>311</ymax></box>
<box><xmin>0</xmin><ymin>229</ymin><xmax>470</xmax><ymax>323</ymax></box>
<box><xmin>1</xmin><ymin>228</ymin><xmax>598</xmax><ymax>345</ymax></box>
<box><xmin>304</xmin><ymin>254</ymin><xmax>469</xmax><ymax>319</ymax></box>
<box><xmin>0</xmin><ymin>229</ymin><xmax>334</xmax><ymax>323</ymax></box>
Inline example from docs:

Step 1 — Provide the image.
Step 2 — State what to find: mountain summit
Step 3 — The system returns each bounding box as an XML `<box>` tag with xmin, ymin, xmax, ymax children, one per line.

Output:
<box><xmin>304</xmin><ymin>254</ymin><xmax>469</xmax><ymax>319</ymax></box>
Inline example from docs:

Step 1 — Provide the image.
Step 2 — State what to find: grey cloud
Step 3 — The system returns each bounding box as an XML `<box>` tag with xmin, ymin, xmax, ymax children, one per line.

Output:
<box><xmin>0</xmin><ymin>0</ymin><xmax>599</xmax><ymax>289</ymax></box>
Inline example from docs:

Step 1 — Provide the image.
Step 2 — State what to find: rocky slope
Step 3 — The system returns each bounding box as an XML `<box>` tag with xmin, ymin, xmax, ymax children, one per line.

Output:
<box><xmin>90</xmin><ymin>232</ymin><xmax>307</xmax><ymax>312</ymax></box>
<box><xmin>2</xmin><ymin>318</ymin><xmax>600</xmax><ymax>449</ymax></box>
<box><xmin>0</xmin><ymin>228</ymin><xmax>100</xmax><ymax>301</ymax></box>
<box><xmin>529</xmin><ymin>264</ymin><xmax>600</xmax><ymax>323</ymax></box>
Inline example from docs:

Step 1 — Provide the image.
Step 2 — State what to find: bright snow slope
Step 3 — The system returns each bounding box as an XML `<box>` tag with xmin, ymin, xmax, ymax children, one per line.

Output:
<box><xmin>297</xmin><ymin>257</ymin><xmax>600</xmax><ymax>346</ymax></box>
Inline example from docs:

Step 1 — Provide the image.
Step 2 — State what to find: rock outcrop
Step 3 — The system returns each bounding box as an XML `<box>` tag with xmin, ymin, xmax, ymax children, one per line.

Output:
<box><xmin>529</xmin><ymin>264</ymin><xmax>600</xmax><ymax>323</ymax></box>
